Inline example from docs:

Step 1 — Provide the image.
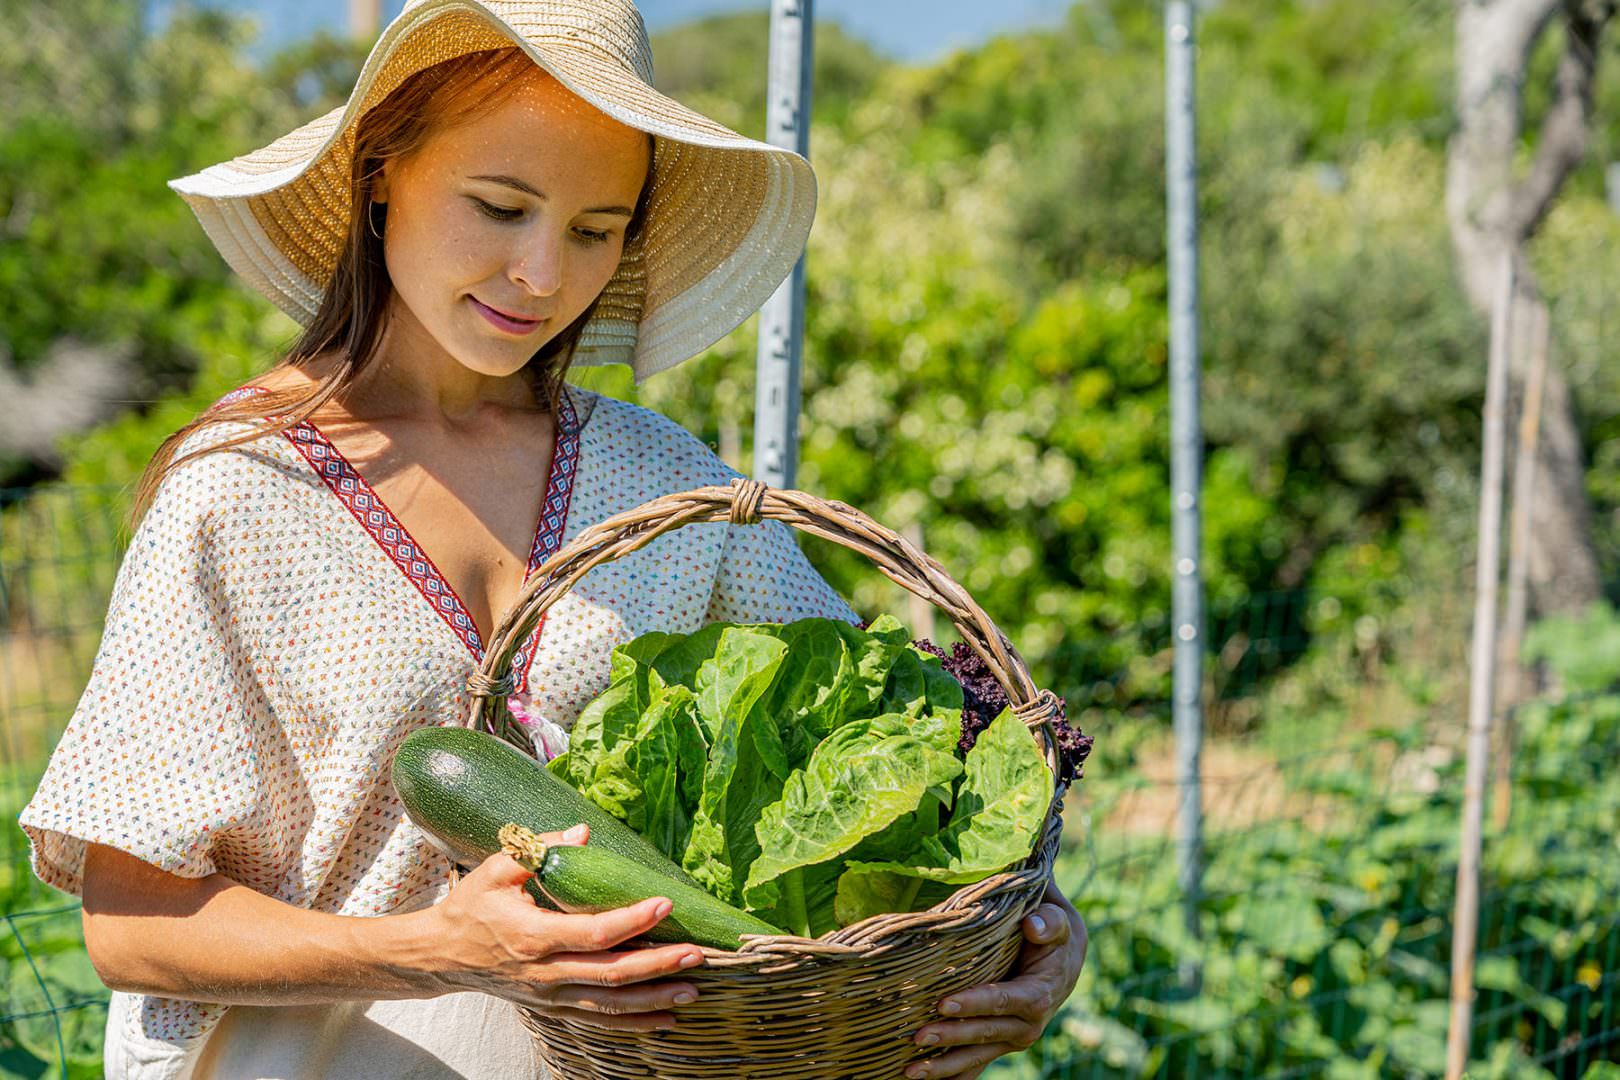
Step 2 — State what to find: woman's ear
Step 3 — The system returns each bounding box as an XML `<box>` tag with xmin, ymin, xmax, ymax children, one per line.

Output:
<box><xmin>371</xmin><ymin>161</ymin><xmax>392</xmax><ymax>206</ymax></box>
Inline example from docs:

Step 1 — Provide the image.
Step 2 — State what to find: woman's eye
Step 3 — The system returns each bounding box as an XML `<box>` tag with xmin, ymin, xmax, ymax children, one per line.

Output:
<box><xmin>471</xmin><ymin>197</ymin><xmax>521</xmax><ymax>221</ymax></box>
<box><xmin>471</xmin><ymin>198</ymin><xmax>612</xmax><ymax>244</ymax></box>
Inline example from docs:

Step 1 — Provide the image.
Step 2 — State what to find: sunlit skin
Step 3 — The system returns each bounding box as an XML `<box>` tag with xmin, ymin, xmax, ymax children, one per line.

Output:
<box><xmin>366</xmin><ymin>65</ymin><xmax>649</xmax><ymax>410</ymax></box>
<box><xmin>212</xmin><ymin>60</ymin><xmax>1090</xmax><ymax>1073</ymax></box>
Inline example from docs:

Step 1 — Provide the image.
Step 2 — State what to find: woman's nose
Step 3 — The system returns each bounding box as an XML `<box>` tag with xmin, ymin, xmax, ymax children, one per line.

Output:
<box><xmin>509</xmin><ymin>230</ymin><xmax>564</xmax><ymax>297</ymax></box>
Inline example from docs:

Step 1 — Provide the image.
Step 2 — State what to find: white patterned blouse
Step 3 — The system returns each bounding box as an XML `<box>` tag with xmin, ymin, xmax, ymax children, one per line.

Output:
<box><xmin>18</xmin><ymin>383</ymin><xmax>857</xmax><ymax>1079</ymax></box>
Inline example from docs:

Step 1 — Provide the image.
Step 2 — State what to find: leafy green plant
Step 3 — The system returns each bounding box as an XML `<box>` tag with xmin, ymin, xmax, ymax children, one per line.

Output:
<box><xmin>1524</xmin><ymin>604</ymin><xmax>1620</xmax><ymax>696</ymax></box>
<box><xmin>547</xmin><ymin>616</ymin><xmax>1052</xmax><ymax>938</ymax></box>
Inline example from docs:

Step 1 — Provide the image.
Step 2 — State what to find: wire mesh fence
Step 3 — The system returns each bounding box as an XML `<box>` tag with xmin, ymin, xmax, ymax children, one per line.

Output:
<box><xmin>1020</xmin><ymin>689</ymin><xmax>1620</xmax><ymax>1079</ymax></box>
<box><xmin>2</xmin><ymin>484</ymin><xmax>125</xmax><ymax>1080</ymax></box>
<box><xmin>1</xmin><ymin>482</ymin><xmax>1616</xmax><ymax>1079</ymax></box>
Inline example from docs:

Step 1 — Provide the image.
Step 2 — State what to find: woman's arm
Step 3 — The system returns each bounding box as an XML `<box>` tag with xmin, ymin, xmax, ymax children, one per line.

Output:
<box><xmin>81</xmin><ymin>833</ymin><xmax>706</xmax><ymax>1027</ymax></box>
<box><xmin>82</xmin><ymin>841</ymin><xmax>439</xmax><ymax>1004</ymax></box>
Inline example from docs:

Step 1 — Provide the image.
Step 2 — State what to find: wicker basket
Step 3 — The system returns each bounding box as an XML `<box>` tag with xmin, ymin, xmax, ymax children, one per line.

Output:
<box><xmin>461</xmin><ymin>477</ymin><xmax>1068</xmax><ymax>1080</ymax></box>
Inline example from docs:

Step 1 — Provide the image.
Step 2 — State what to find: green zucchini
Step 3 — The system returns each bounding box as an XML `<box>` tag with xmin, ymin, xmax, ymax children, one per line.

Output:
<box><xmin>499</xmin><ymin>823</ymin><xmax>782</xmax><ymax>950</ymax></box>
<box><xmin>391</xmin><ymin>725</ymin><xmax>698</xmax><ymax>887</ymax></box>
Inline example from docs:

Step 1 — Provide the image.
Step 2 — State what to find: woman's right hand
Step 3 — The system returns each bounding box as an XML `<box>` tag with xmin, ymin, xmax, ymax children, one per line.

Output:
<box><xmin>412</xmin><ymin>824</ymin><xmax>705</xmax><ymax>1031</ymax></box>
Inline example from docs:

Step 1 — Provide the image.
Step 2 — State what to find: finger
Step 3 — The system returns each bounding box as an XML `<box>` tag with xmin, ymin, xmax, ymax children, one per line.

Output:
<box><xmin>540</xmin><ymin>943</ymin><xmax>705</xmax><ymax>987</ymax></box>
<box><xmin>1022</xmin><ymin>903</ymin><xmax>1070</xmax><ymax>946</ymax></box>
<box><xmin>537</xmin><ymin>1004</ymin><xmax>678</xmax><ymax>1032</ymax></box>
<box><xmin>489</xmin><ymin>987</ymin><xmax>678</xmax><ymax>1030</ymax></box>
<box><xmin>540</xmin><ymin>897</ymin><xmax>681</xmax><ymax>952</ymax></box>
<box><xmin>920</xmin><ymin>1016</ymin><xmax>1030</xmax><ymax>1049</ymax></box>
<box><xmin>1016</xmin><ymin>935</ymin><xmax>1064</xmax><ymax>972</ymax></box>
<box><xmin>544</xmin><ymin>979</ymin><xmax>700</xmax><ymax>1016</ymax></box>
<box><xmin>464</xmin><ymin>828</ymin><xmax>591</xmax><ymax>890</ymax></box>
<box><xmin>904</xmin><ymin>1041</ymin><xmax>1015</xmax><ymax>1079</ymax></box>
<box><xmin>1019</xmin><ymin>909</ymin><xmax>1087</xmax><ymax>977</ymax></box>
<box><xmin>468</xmin><ymin>850</ymin><xmax>537</xmax><ymax>890</ymax></box>
<box><xmin>1019</xmin><ymin>911</ymin><xmax>1088</xmax><ymax>994</ymax></box>
<box><xmin>541</xmin><ymin>822</ymin><xmax>589</xmax><ymax>846</ymax></box>
<box><xmin>914</xmin><ymin>1016</ymin><xmax>1037</xmax><ymax>1050</ymax></box>
<box><xmin>935</xmin><ymin>978</ymin><xmax>1050</xmax><ymax>1022</ymax></box>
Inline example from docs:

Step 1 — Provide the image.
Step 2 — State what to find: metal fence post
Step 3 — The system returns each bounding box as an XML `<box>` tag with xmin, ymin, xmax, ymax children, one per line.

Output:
<box><xmin>1446</xmin><ymin>252</ymin><xmax>1516</xmax><ymax>1079</ymax></box>
<box><xmin>753</xmin><ymin>0</ymin><xmax>814</xmax><ymax>489</ymax></box>
<box><xmin>1165</xmin><ymin>0</ymin><xmax>1205</xmax><ymax>988</ymax></box>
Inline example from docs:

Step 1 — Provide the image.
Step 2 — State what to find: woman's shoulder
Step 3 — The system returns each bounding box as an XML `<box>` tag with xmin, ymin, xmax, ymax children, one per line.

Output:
<box><xmin>569</xmin><ymin>385</ymin><xmax>737</xmax><ymax>486</ymax></box>
<box><xmin>139</xmin><ymin>393</ymin><xmax>309</xmax><ymax>536</ymax></box>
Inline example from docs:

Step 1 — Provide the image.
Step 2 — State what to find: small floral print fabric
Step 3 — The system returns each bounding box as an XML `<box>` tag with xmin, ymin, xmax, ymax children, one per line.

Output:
<box><xmin>18</xmin><ymin>384</ymin><xmax>857</xmax><ymax>1078</ymax></box>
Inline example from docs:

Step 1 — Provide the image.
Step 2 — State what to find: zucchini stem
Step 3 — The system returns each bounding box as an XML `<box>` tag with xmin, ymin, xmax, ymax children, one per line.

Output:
<box><xmin>498</xmin><ymin>822</ymin><xmax>550</xmax><ymax>872</ymax></box>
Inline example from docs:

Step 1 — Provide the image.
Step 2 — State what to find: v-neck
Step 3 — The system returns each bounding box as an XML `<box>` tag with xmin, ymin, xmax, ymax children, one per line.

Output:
<box><xmin>224</xmin><ymin>383</ymin><xmax>582</xmax><ymax>694</ymax></box>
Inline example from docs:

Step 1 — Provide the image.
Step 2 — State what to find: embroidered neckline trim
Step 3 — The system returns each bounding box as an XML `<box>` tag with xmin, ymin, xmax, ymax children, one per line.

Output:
<box><xmin>216</xmin><ymin>384</ymin><xmax>582</xmax><ymax>694</ymax></box>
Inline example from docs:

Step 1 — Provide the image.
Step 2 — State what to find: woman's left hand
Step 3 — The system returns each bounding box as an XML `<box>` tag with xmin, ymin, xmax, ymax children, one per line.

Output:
<box><xmin>904</xmin><ymin>881</ymin><xmax>1088</xmax><ymax>1079</ymax></box>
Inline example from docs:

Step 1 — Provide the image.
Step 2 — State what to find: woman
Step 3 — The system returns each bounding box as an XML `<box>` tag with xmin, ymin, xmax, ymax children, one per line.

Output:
<box><xmin>19</xmin><ymin>1</ymin><xmax>1086</xmax><ymax>1077</ymax></box>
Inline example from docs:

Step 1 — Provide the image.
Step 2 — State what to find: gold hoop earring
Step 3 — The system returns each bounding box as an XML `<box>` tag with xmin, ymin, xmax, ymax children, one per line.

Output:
<box><xmin>367</xmin><ymin>200</ymin><xmax>385</xmax><ymax>240</ymax></box>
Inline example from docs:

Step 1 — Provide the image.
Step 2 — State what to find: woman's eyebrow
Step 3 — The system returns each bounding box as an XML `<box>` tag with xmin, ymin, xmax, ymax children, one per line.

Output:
<box><xmin>467</xmin><ymin>173</ymin><xmax>634</xmax><ymax>216</ymax></box>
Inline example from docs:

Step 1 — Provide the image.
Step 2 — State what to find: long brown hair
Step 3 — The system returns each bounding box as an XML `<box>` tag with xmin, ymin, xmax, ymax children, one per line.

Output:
<box><xmin>132</xmin><ymin>46</ymin><xmax>654</xmax><ymax>526</ymax></box>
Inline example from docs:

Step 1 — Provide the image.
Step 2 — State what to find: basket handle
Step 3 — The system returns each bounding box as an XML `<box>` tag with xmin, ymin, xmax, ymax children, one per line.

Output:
<box><xmin>464</xmin><ymin>478</ymin><xmax>1065</xmax><ymax>786</ymax></box>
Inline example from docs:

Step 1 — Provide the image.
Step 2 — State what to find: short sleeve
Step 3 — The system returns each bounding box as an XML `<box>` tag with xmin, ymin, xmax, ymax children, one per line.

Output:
<box><xmin>705</xmin><ymin>469</ymin><xmax>860</xmax><ymax>626</ymax></box>
<box><xmin>18</xmin><ymin>451</ymin><xmax>268</xmax><ymax>897</ymax></box>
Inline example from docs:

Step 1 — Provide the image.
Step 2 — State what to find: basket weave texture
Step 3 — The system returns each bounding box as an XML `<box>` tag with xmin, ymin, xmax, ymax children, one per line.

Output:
<box><xmin>462</xmin><ymin>477</ymin><xmax>1068</xmax><ymax>1079</ymax></box>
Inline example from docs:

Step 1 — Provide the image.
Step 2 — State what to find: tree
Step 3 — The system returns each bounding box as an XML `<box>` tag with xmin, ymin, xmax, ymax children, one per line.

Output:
<box><xmin>1446</xmin><ymin>0</ymin><xmax>1618</xmax><ymax>615</ymax></box>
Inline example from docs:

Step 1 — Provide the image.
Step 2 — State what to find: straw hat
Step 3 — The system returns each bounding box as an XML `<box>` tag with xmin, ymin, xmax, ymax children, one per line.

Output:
<box><xmin>167</xmin><ymin>0</ymin><xmax>816</xmax><ymax>382</ymax></box>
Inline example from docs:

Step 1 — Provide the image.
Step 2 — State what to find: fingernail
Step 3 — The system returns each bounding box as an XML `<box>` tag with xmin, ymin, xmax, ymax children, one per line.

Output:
<box><xmin>916</xmin><ymin>1031</ymin><xmax>940</xmax><ymax>1047</ymax></box>
<box><xmin>679</xmin><ymin>952</ymin><xmax>703</xmax><ymax>968</ymax></box>
<box><xmin>906</xmin><ymin>1066</ymin><xmax>929</xmax><ymax>1079</ymax></box>
<box><xmin>673</xmin><ymin>991</ymin><xmax>696</xmax><ymax>1005</ymax></box>
<box><xmin>1030</xmin><ymin>914</ymin><xmax>1047</xmax><ymax>935</ymax></box>
<box><xmin>565</xmin><ymin>823</ymin><xmax>587</xmax><ymax>841</ymax></box>
<box><xmin>653</xmin><ymin>899</ymin><xmax>674</xmax><ymax>919</ymax></box>
<box><xmin>939</xmin><ymin>1000</ymin><xmax>961</xmax><ymax>1015</ymax></box>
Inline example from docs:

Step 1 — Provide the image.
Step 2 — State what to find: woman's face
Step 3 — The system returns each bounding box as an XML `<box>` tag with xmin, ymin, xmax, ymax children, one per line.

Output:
<box><xmin>372</xmin><ymin>67</ymin><xmax>651</xmax><ymax>381</ymax></box>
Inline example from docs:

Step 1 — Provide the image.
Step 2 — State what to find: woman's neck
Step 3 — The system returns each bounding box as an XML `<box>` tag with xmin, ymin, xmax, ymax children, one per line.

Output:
<box><xmin>339</xmin><ymin>296</ymin><xmax>544</xmax><ymax>426</ymax></box>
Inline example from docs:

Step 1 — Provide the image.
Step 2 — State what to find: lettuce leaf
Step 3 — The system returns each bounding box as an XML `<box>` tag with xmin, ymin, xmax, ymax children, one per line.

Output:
<box><xmin>741</xmin><ymin>712</ymin><xmax>963</xmax><ymax>934</ymax></box>
<box><xmin>678</xmin><ymin>627</ymin><xmax>792</xmax><ymax>903</ymax></box>
<box><xmin>833</xmin><ymin>707</ymin><xmax>1051</xmax><ymax>925</ymax></box>
<box><xmin>546</xmin><ymin>670</ymin><xmax>709</xmax><ymax>859</ymax></box>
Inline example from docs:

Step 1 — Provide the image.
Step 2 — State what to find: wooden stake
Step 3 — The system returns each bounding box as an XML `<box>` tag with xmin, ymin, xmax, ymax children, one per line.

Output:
<box><xmin>1493</xmin><ymin>298</ymin><xmax>1550</xmax><ymax>831</ymax></box>
<box><xmin>1446</xmin><ymin>252</ymin><xmax>1515</xmax><ymax>1080</ymax></box>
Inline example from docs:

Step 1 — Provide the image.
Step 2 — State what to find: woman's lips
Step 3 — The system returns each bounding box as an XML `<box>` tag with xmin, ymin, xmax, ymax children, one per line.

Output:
<box><xmin>470</xmin><ymin>296</ymin><xmax>544</xmax><ymax>334</ymax></box>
